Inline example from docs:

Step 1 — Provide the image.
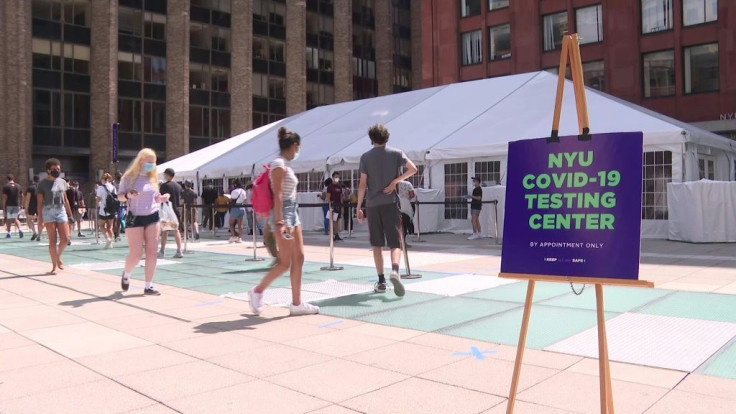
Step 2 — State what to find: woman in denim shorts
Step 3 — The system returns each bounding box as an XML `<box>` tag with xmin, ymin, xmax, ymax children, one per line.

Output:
<box><xmin>248</xmin><ymin>127</ymin><xmax>319</xmax><ymax>316</ymax></box>
<box><xmin>36</xmin><ymin>158</ymin><xmax>73</xmax><ymax>274</ymax></box>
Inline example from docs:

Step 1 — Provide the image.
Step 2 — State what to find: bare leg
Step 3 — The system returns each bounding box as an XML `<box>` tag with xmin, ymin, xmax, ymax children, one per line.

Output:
<box><xmin>28</xmin><ymin>215</ymin><xmax>37</xmax><ymax>235</ymax></box>
<box><xmin>173</xmin><ymin>229</ymin><xmax>182</xmax><ymax>251</ymax></box>
<box><xmin>124</xmin><ymin>226</ymin><xmax>144</xmax><ymax>273</ymax></box>
<box><xmin>390</xmin><ymin>247</ymin><xmax>401</xmax><ymax>269</ymax></box>
<box><xmin>256</xmin><ymin>231</ymin><xmax>294</xmax><ymax>292</ymax></box>
<box><xmin>56</xmin><ymin>221</ymin><xmax>70</xmax><ymax>268</ymax></box>
<box><xmin>45</xmin><ymin>223</ymin><xmax>59</xmax><ymax>273</ymax></box>
<box><xmin>160</xmin><ymin>230</ymin><xmax>168</xmax><ymax>251</ymax></box>
<box><xmin>289</xmin><ymin>226</ymin><xmax>305</xmax><ymax>305</ymax></box>
<box><xmin>372</xmin><ymin>247</ymin><xmax>384</xmax><ymax>274</ymax></box>
<box><xmin>143</xmin><ymin>222</ymin><xmax>160</xmax><ymax>283</ymax></box>
<box><xmin>237</xmin><ymin>219</ymin><xmax>243</xmax><ymax>240</ymax></box>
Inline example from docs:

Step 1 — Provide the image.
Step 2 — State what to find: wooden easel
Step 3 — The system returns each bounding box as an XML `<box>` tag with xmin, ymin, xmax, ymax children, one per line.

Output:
<box><xmin>500</xmin><ymin>34</ymin><xmax>654</xmax><ymax>414</ymax></box>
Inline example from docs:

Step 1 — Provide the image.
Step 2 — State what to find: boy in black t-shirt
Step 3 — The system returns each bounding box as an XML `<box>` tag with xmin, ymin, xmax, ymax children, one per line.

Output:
<box><xmin>468</xmin><ymin>177</ymin><xmax>483</xmax><ymax>240</ymax></box>
<box><xmin>2</xmin><ymin>174</ymin><xmax>24</xmax><ymax>238</ymax></box>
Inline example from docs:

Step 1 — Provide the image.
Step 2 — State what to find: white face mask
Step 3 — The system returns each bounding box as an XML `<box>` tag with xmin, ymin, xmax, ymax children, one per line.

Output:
<box><xmin>291</xmin><ymin>151</ymin><xmax>300</xmax><ymax>161</ymax></box>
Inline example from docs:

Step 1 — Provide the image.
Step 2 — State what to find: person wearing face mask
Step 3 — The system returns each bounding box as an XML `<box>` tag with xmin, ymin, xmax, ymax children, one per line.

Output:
<box><xmin>117</xmin><ymin>148</ymin><xmax>170</xmax><ymax>295</ymax></box>
<box><xmin>325</xmin><ymin>171</ymin><xmax>343</xmax><ymax>241</ymax></box>
<box><xmin>248</xmin><ymin>126</ymin><xmax>319</xmax><ymax>316</ymax></box>
<box><xmin>96</xmin><ymin>173</ymin><xmax>117</xmax><ymax>248</ymax></box>
<box><xmin>36</xmin><ymin>158</ymin><xmax>73</xmax><ymax>274</ymax></box>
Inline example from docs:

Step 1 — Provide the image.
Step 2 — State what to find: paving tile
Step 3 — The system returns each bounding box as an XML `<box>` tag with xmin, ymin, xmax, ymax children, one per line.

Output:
<box><xmin>406</xmin><ymin>331</ymin><xmax>497</xmax><ymax>352</ymax></box>
<box><xmin>463</xmin><ymin>281</ymin><xmax>575</xmax><ymax>303</ymax></box>
<box><xmin>419</xmin><ymin>355</ymin><xmax>558</xmax><ymax>397</ymax></box>
<box><xmin>307</xmin><ymin>405</ymin><xmax>363</xmax><ymax>414</ymax></box>
<box><xmin>75</xmin><ymin>345</ymin><xmax>197</xmax><ymax>377</ymax></box>
<box><xmin>645</xmin><ymin>390</ymin><xmax>736</xmax><ymax>414</ymax></box>
<box><xmin>0</xmin><ymin>343</ymin><xmax>67</xmax><ymax>372</ymax></box>
<box><xmin>443</xmin><ymin>305</ymin><xmax>617</xmax><ymax>349</ymax></box>
<box><xmin>0</xmin><ymin>359</ymin><xmax>103</xmax><ymax>399</ymax></box>
<box><xmin>116</xmin><ymin>360</ymin><xmax>254</xmax><ymax>402</ymax></box>
<box><xmin>567</xmin><ymin>358</ymin><xmax>687</xmax><ymax>389</ymax></box>
<box><xmin>539</xmin><ymin>285</ymin><xmax>672</xmax><ymax>313</ymax></box>
<box><xmin>209</xmin><ymin>343</ymin><xmax>333</xmax><ymax>378</ymax></box>
<box><xmin>342</xmin><ymin>321</ymin><xmax>423</xmax><ymax>341</ymax></box>
<box><xmin>0</xmin><ymin>304</ymin><xmax>87</xmax><ymax>332</ymax></box>
<box><xmin>0</xmin><ymin>379</ymin><xmax>155</xmax><ymax>413</ymax></box>
<box><xmin>637</xmin><ymin>291</ymin><xmax>736</xmax><ymax>323</ymax></box>
<box><xmin>23</xmin><ymin>321</ymin><xmax>151</xmax><ymax>358</ymax></box>
<box><xmin>342</xmin><ymin>377</ymin><xmax>502</xmax><ymax>414</ymax></box>
<box><xmin>0</xmin><ymin>332</ymin><xmax>34</xmax><ymax>350</ymax></box>
<box><xmin>126</xmin><ymin>404</ymin><xmax>180</xmax><ymax>413</ymax></box>
<box><xmin>700</xmin><ymin>340</ymin><xmax>736</xmax><ymax>380</ymax></box>
<box><xmin>162</xmin><ymin>331</ymin><xmax>271</xmax><ymax>359</ymax></box>
<box><xmin>235</xmin><ymin>317</ymin><xmax>335</xmax><ymax>343</ymax></box>
<box><xmin>675</xmin><ymin>373</ymin><xmax>736</xmax><ymax>400</ymax></box>
<box><xmin>168</xmin><ymin>380</ymin><xmax>330</xmax><ymax>413</ymax></box>
<box><xmin>346</xmin><ymin>340</ymin><xmax>470</xmax><ymax>376</ymax></box>
<box><xmin>268</xmin><ymin>359</ymin><xmax>408</xmax><ymax>403</ymax></box>
<box><xmin>491</xmin><ymin>345</ymin><xmax>583</xmax><ymax>371</ymax></box>
<box><xmin>125</xmin><ymin>320</ymin><xmax>223</xmax><ymax>343</ymax></box>
<box><xmin>517</xmin><ymin>371</ymin><xmax>668</xmax><ymax>414</ymax></box>
<box><xmin>285</xmin><ymin>328</ymin><xmax>396</xmax><ymax>358</ymax></box>
<box><xmin>483</xmin><ymin>400</ymin><xmax>578</xmax><ymax>414</ymax></box>
<box><xmin>314</xmin><ymin>291</ymin><xmax>442</xmax><ymax>319</ymax></box>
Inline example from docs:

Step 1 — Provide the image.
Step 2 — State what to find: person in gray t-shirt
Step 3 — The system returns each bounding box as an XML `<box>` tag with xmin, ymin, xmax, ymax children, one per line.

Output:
<box><xmin>357</xmin><ymin>124</ymin><xmax>417</xmax><ymax>297</ymax></box>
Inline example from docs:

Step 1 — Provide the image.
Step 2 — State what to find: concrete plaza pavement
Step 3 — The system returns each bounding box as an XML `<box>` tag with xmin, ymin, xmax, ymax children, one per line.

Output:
<box><xmin>1</xmin><ymin>228</ymin><xmax>736</xmax><ymax>413</ymax></box>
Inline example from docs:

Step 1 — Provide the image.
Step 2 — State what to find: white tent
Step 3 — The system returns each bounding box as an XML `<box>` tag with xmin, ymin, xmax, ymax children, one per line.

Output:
<box><xmin>162</xmin><ymin>71</ymin><xmax>736</xmax><ymax>238</ymax></box>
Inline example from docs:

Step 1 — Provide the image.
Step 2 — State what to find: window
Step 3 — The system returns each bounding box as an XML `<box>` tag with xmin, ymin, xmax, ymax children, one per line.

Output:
<box><xmin>144</xmin><ymin>12</ymin><xmax>166</xmax><ymax>41</ymax></box>
<box><xmin>488</xmin><ymin>24</ymin><xmax>510</xmax><ymax>61</ymax></box>
<box><xmin>444</xmin><ymin>163</ymin><xmax>468</xmax><ymax>220</ymax></box>
<box><xmin>576</xmin><ymin>5</ymin><xmax>603</xmax><ymax>44</ymax></box>
<box><xmin>460</xmin><ymin>0</ymin><xmax>481</xmax><ymax>17</ymax></box>
<box><xmin>642</xmin><ymin>151</ymin><xmax>671</xmax><ymax>220</ymax></box>
<box><xmin>684</xmin><ymin>43</ymin><xmax>719</xmax><ymax>94</ymax></box>
<box><xmin>698</xmin><ymin>156</ymin><xmax>715</xmax><ymax>180</ymax></box>
<box><xmin>408</xmin><ymin>165</ymin><xmax>425</xmax><ymax>189</ymax></box>
<box><xmin>461</xmin><ymin>30</ymin><xmax>482</xmax><ymax>66</ymax></box>
<box><xmin>642</xmin><ymin>0</ymin><xmax>673</xmax><ymax>33</ymax></box>
<box><xmin>268</xmin><ymin>78</ymin><xmax>285</xmax><ymax>100</ymax></box>
<box><xmin>118</xmin><ymin>52</ymin><xmax>143</xmax><ymax>81</ymax></box>
<box><xmin>643</xmin><ymin>50</ymin><xmax>675</xmax><ymax>97</ymax></box>
<box><xmin>295</xmin><ymin>172</ymin><xmax>325</xmax><ymax>192</ymax></box>
<box><xmin>489</xmin><ymin>0</ymin><xmax>509</xmax><ymax>11</ymax></box>
<box><xmin>32</xmin><ymin>0</ymin><xmax>90</xmax><ymax>27</ymax></box>
<box><xmin>474</xmin><ymin>161</ymin><xmax>501</xmax><ymax>186</ymax></box>
<box><xmin>144</xmin><ymin>56</ymin><xmax>167</xmax><ymax>84</ymax></box>
<box><xmin>582</xmin><ymin>61</ymin><xmax>605</xmax><ymax>91</ymax></box>
<box><xmin>683</xmin><ymin>0</ymin><xmax>718</xmax><ymax>26</ymax></box>
<box><xmin>543</xmin><ymin>12</ymin><xmax>567</xmax><ymax>52</ymax></box>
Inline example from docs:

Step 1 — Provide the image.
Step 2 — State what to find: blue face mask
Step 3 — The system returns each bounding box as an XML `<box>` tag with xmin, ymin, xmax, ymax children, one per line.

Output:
<box><xmin>291</xmin><ymin>151</ymin><xmax>300</xmax><ymax>161</ymax></box>
<box><xmin>143</xmin><ymin>162</ymin><xmax>155</xmax><ymax>172</ymax></box>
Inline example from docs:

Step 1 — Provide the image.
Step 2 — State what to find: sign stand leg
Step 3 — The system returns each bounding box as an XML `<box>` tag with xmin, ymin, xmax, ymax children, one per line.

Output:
<box><xmin>506</xmin><ymin>280</ymin><xmax>535</xmax><ymax>414</ymax></box>
<box><xmin>596</xmin><ymin>284</ymin><xmax>614</xmax><ymax>414</ymax></box>
<box><xmin>412</xmin><ymin>200</ymin><xmax>426</xmax><ymax>243</ymax></box>
<box><xmin>400</xmin><ymin>214</ymin><xmax>421</xmax><ymax>279</ymax></box>
<box><xmin>246</xmin><ymin>209</ymin><xmax>264</xmax><ymax>262</ymax></box>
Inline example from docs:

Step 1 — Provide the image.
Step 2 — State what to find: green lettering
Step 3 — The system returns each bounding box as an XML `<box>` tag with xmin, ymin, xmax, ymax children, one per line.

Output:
<box><xmin>600</xmin><ymin>214</ymin><xmax>615</xmax><ymax>229</ymax></box>
<box><xmin>601</xmin><ymin>192</ymin><xmax>616</xmax><ymax>208</ymax></box>
<box><xmin>585</xmin><ymin>214</ymin><xmax>600</xmax><ymax>229</ymax></box>
<box><xmin>525</xmin><ymin>194</ymin><xmax>537</xmax><ymax>209</ymax></box>
<box><xmin>529</xmin><ymin>214</ymin><xmax>542</xmax><ymax>229</ymax></box>
<box><xmin>543</xmin><ymin>214</ymin><xmax>555</xmax><ymax>229</ymax></box>
<box><xmin>522</xmin><ymin>174</ymin><xmax>535</xmax><ymax>189</ymax></box>
<box><xmin>548</xmin><ymin>153</ymin><xmax>563</xmax><ymax>168</ymax></box>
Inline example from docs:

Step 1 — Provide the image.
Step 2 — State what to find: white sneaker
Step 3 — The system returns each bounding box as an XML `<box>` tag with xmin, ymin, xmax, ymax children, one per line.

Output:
<box><xmin>235</xmin><ymin>238</ymin><xmax>243</xmax><ymax>244</ymax></box>
<box><xmin>228</xmin><ymin>237</ymin><xmax>236</xmax><ymax>243</ymax></box>
<box><xmin>289</xmin><ymin>302</ymin><xmax>320</xmax><ymax>316</ymax></box>
<box><xmin>104</xmin><ymin>240</ymin><xmax>113</xmax><ymax>249</ymax></box>
<box><xmin>389</xmin><ymin>271</ymin><xmax>405</xmax><ymax>297</ymax></box>
<box><xmin>467</xmin><ymin>234</ymin><xmax>480</xmax><ymax>240</ymax></box>
<box><xmin>157</xmin><ymin>250</ymin><xmax>165</xmax><ymax>258</ymax></box>
<box><xmin>248</xmin><ymin>287</ymin><xmax>263</xmax><ymax>315</ymax></box>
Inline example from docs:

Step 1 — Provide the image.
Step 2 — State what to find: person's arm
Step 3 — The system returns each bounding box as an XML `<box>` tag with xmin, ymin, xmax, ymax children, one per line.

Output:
<box><xmin>270</xmin><ymin>167</ymin><xmax>286</xmax><ymax>235</ymax></box>
<box><xmin>2</xmin><ymin>193</ymin><xmax>7</xmax><ymax>213</ymax></box>
<box><xmin>356</xmin><ymin>173</ymin><xmax>368</xmax><ymax>223</ymax></box>
<box><xmin>383</xmin><ymin>158</ymin><xmax>418</xmax><ymax>194</ymax></box>
<box><xmin>62</xmin><ymin>189</ymin><xmax>73</xmax><ymax>218</ymax></box>
<box><xmin>37</xmin><ymin>192</ymin><xmax>44</xmax><ymax>228</ymax></box>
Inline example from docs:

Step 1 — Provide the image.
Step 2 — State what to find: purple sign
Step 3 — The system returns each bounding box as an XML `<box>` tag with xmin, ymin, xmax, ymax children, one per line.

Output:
<box><xmin>112</xmin><ymin>123</ymin><xmax>119</xmax><ymax>163</ymax></box>
<box><xmin>501</xmin><ymin>132</ymin><xmax>643</xmax><ymax>280</ymax></box>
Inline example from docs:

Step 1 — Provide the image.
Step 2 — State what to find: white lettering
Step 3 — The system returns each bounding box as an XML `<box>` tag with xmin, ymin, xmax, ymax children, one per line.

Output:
<box><xmin>720</xmin><ymin>112</ymin><xmax>735</xmax><ymax>120</ymax></box>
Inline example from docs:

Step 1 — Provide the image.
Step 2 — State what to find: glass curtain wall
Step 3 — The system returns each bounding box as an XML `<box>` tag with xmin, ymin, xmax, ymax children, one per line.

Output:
<box><xmin>306</xmin><ymin>0</ymin><xmax>335</xmax><ymax>109</ymax></box>
<box><xmin>253</xmin><ymin>0</ymin><xmax>287</xmax><ymax>128</ymax></box>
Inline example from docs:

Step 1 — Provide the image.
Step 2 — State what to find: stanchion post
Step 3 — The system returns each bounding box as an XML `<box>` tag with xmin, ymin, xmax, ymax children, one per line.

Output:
<box><xmin>345</xmin><ymin>203</ymin><xmax>354</xmax><ymax>239</ymax></box>
<box><xmin>212</xmin><ymin>205</ymin><xmax>216</xmax><ymax>237</ymax></box>
<box><xmin>321</xmin><ymin>204</ymin><xmax>343</xmax><ymax>271</ymax></box>
<box><xmin>493</xmin><ymin>201</ymin><xmax>500</xmax><ymax>245</ymax></box>
<box><xmin>246</xmin><ymin>208</ymin><xmax>264</xmax><ymax>262</ymax></box>
<box><xmin>93</xmin><ymin>208</ymin><xmax>100</xmax><ymax>245</ymax></box>
<box><xmin>182</xmin><ymin>204</ymin><xmax>194</xmax><ymax>254</ymax></box>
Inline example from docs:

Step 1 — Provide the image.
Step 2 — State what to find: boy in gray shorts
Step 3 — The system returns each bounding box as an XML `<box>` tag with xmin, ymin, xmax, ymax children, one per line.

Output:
<box><xmin>356</xmin><ymin>124</ymin><xmax>418</xmax><ymax>296</ymax></box>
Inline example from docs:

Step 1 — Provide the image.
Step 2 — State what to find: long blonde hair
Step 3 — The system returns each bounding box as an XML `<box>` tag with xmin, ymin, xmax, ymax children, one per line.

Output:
<box><xmin>122</xmin><ymin>148</ymin><xmax>159</xmax><ymax>189</ymax></box>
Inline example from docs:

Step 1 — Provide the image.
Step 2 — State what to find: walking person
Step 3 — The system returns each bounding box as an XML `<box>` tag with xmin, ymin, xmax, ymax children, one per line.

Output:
<box><xmin>397</xmin><ymin>180</ymin><xmax>416</xmax><ymax>247</ymax></box>
<box><xmin>215</xmin><ymin>189</ymin><xmax>228</xmax><ymax>229</ymax></box>
<box><xmin>201</xmin><ymin>184</ymin><xmax>217</xmax><ymax>231</ymax></box>
<box><xmin>36</xmin><ymin>159</ymin><xmax>73</xmax><ymax>273</ymax></box>
<box><xmin>318</xmin><ymin>178</ymin><xmax>332</xmax><ymax>235</ymax></box>
<box><xmin>325</xmin><ymin>172</ymin><xmax>343</xmax><ymax>241</ymax></box>
<box><xmin>248</xmin><ymin>126</ymin><xmax>319</xmax><ymax>316</ymax></box>
<box><xmin>118</xmin><ymin>148</ymin><xmax>170</xmax><ymax>295</ymax></box>
<box><xmin>228</xmin><ymin>180</ymin><xmax>246</xmax><ymax>243</ymax></box>
<box><xmin>25</xmin><ymin>175</ymin><xmax>42</xmax><ymax>241</ymax></box>
<box><xmin>3</xmin><ymin>175</ymin><xmax>24</xmax><ymax>238</ymax></box>
<box><xmin>158</xmin><ymin>168</ymin><xmax>183</xmax><ymax>258</ymax></box>
<box><xmin>67</xmin><ymin>181</ymin><xmax>86</xmax><ymax>239</ymax></box>
<box><xmin>468</xmin><ymin>176</ymin><xmax>483</xmax><ymax>240</ymax></box>
<box><xmin>356</xmin><ymin>124</ymin><xmax>417</xmax><ymax>296</ymax></box>
<box><xmin>182</xmin><ymin>180</ymin><xmax>200</xmax><ymax>240</ymax></box>
<box><xmin>96</xmin><ymin>173</ymin><xmax>117</xmax><ymax>248</ymax></box>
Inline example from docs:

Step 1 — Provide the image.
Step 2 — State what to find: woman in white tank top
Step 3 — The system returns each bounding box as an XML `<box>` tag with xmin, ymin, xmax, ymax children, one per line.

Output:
<box><xmin>248</xmin><ymin>127</ymin><xmax>319</xmax><ymax>316</ymax></box>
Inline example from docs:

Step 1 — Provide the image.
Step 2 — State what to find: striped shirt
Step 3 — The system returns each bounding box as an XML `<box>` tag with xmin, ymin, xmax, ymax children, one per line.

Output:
<box><xmin>269</xmin><ymin>156</ymin><xmax>298</xmax><ymax>202</ymax></box>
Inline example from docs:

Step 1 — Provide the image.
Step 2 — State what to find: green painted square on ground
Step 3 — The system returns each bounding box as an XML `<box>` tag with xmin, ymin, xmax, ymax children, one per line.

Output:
<box><xmin>700</xmin><ymin>340</ymin><xmax>736</xmax><ymax>379</ymax></box>
<box><xmin>315</xmin><ymin>291</ymin><xmax>442</xmax><ymax>319</ymax></box>
<box><xmin>462</xmin><ymin>281</ymin><xmax>573</xmax><ymax>303</ymax></box>
<box><xmin>196</xmin><ymin>281</ymin><xmax>254</xmax><ymax>295</ymax></box>
<box><xmin>637</xmin><ymin>291</ymin><xmax>736</xmax><ymax>323</ymax></box>
<box><xmin>539</xmin><ymin>286</ymin><xmax>673</xmax><ymax>313</ymax></box>
<box><xmin>441</xmin><ymin>304</ymin><xmax>619</xmax><ymax>349</ymax></box>
<box><xmin>358</xmin><ymin>297</ymin><xmax>520</xmax><ymax>332</ymax></box>
<box><xmin>161</xmin><ymin>276</ymin><xmax>235</xmax><ymax>289</ymax></box>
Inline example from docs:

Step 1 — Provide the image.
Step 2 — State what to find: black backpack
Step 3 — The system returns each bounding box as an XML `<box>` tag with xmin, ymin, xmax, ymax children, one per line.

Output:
<box><xmin>102</xmin><ymin>185</ymin><xmax>120</xmax><ymax>216</ymax></box>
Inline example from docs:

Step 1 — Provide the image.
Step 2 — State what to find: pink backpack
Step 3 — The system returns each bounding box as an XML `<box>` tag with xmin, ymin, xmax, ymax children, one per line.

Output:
<box><xmin>251</xmin><ymin>164</ymin><xmax>273</xmax><ymax>218</ymax></box>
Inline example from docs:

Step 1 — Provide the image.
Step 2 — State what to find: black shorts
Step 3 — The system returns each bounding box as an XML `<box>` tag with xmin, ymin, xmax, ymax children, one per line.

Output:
<box><xmin>366</xmin><ymin>203</ymin><xmax>401</xmax><ymax>248</ymax></box>
<box><xmin>126</xmin><ymin>212</ymin><xmax>160</xmax><ymax>228</ymax></box>
<box><xmin>331</xmin><ymin>204</ymin><xmax>343</xmax><ymax>220</ymax></box>
<box><xmin>99</xmin><ymin>214</ymin><xmax>115</xmax><ymax>221</ymax></box>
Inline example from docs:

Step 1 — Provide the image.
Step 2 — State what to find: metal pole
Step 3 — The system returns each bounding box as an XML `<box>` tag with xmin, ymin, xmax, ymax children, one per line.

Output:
<box><xmin>345</xmin><ymin>203</ymin><xmax>354</xmax><ymax>239</ymax></box>
<box><xmin>182</xmin><ymin>204</ymin><xmax>193</xmax><ymax>254</ymax></box>
<box><xmin>413</xmin><ymin>199</ymin><xmax>426</xmax><ymax>243</ymax></box>
<box><xmin>212</xmin><ymin>205</ymin><xmax>217</xmax><ymax>237</ymax></box>
<box><xmin>400</xmin><ymin>217</ymin><xmax>421</xmax><ymax>279</ymax></box>
<box><xmin>246</xmin><ymin>208</ymin><xmax>264</xmax><ymax>262</ymax></box>
<box><xmin>321</xmin><ymin>204</ymin><xmax>343</xmax><ymax>271</ymax></box>
<box><xmin>94</xmin><ymin>207</ymin><xmax>100</xmax><ymax>245</ymax></box>
<box><xmin>494</xmin><ymin>201</ymin><xmax>500</xmax><ymax>245</ymax></box>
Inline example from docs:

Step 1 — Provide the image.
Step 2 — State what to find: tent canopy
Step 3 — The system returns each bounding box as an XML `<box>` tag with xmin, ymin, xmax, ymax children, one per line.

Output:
<box><xmin>164</xmin><ymin>71</ymin><xmax>736</xmax><ymax>178</ymax></box>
